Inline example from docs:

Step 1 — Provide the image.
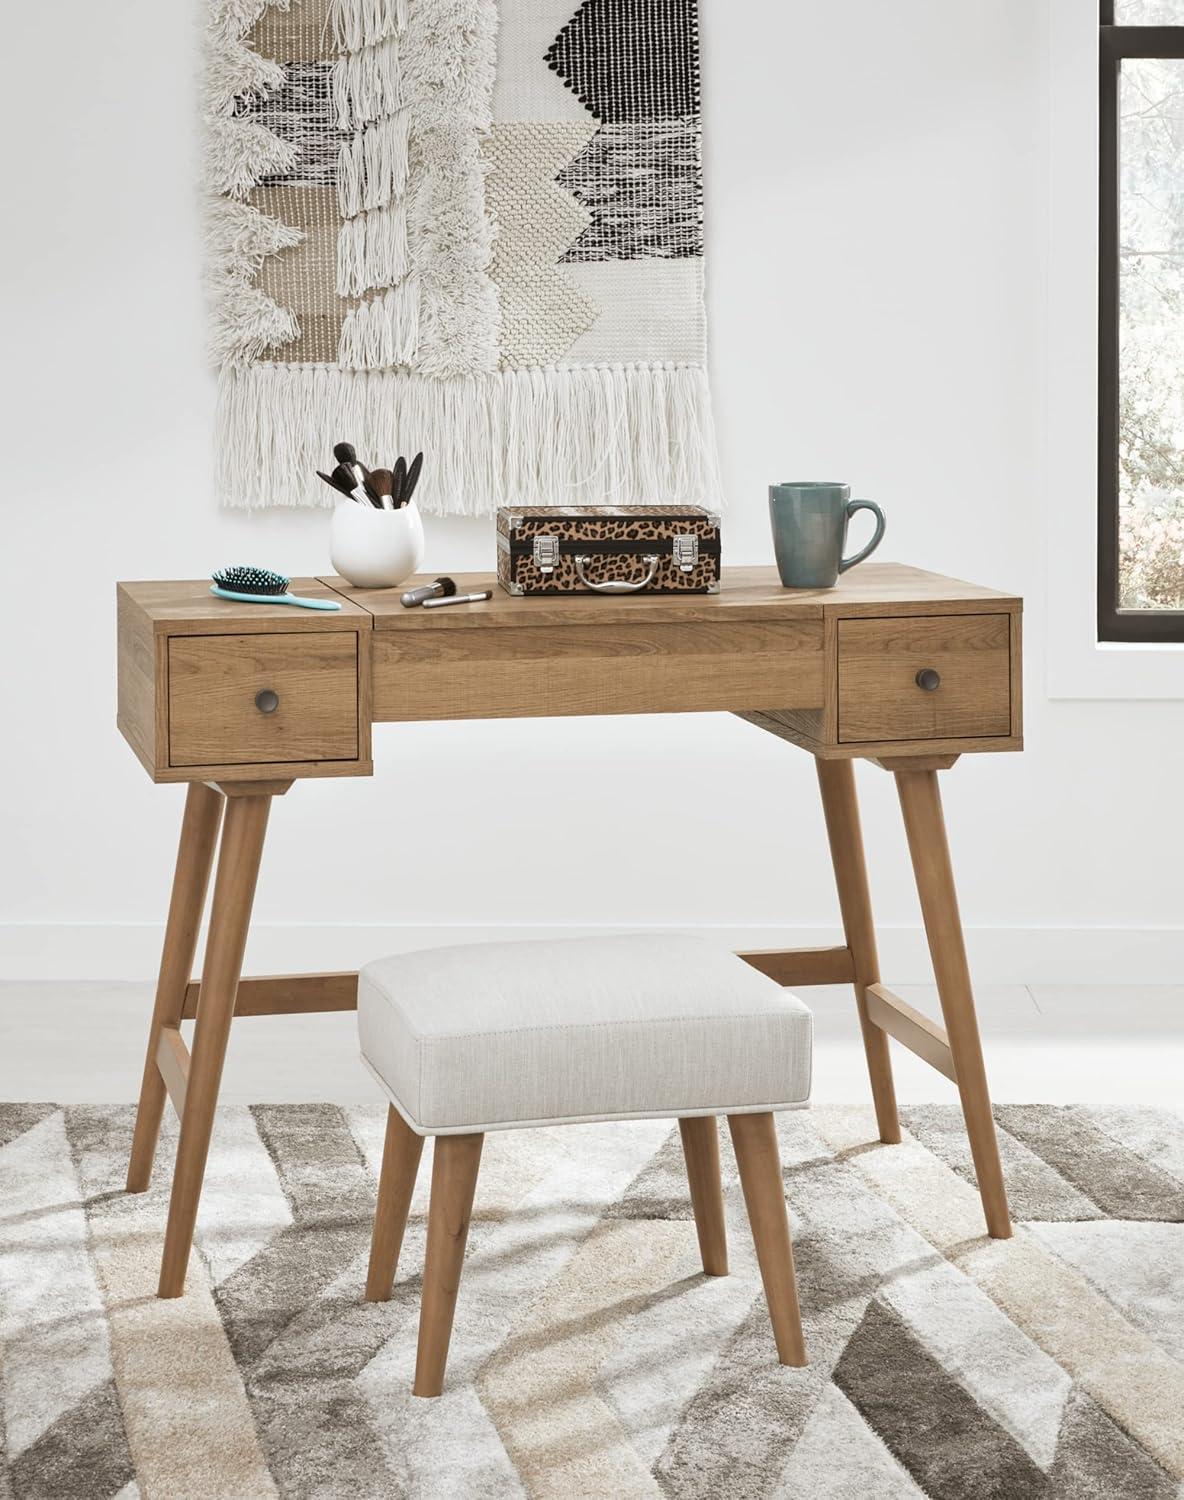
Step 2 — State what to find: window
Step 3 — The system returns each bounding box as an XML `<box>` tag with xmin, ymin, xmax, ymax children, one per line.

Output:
<box><xmin>1099</xmin><ymin>3</ymin><xmax>1184</xmax><ymax>640</ymax></box>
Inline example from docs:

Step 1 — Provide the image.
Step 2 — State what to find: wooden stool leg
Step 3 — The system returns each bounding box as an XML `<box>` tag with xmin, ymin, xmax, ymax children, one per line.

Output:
<box><xmin>678</xmin><ymin>1116</ymin><xmax>728</xmax><ymax>1275</ymax></box>
<box><xmin>728</xmin><ymin>1112</ymin><xmax>806</xmax><ymax>1366</ymax></box>
<box><xmin>157</xmin><ymin>792</ymin><xmax>273</xmax><ymax>1298</ymax></box>
<box><xmin>414</xmin><ymin>1132</ymin><xmax>483</xmax><ymax>1397</ymax></box>
<box><xmin>366</xmin><ymin>1106</ymin><xmax>425</xmax><ymax>1301</ymax></box>
<box><xmin>895</xmin><ymin>769</ymin><xmax>1012</xmax><ymax>1239</ymax></box>
<box><xmin>126</xmin><ymin>784</ymin><xmax>223</xmax><ymax>1192</ymax></box>
<box><xmin>816</xmin><ymin>758</ymin><xmax>901</xmax><ymax>1144</ymax></box>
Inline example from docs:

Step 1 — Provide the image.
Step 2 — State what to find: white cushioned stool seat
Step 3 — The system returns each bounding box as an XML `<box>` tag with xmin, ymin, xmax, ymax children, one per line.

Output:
<box><xmin>358</xmin><ymin>933</ymin><xmax>812</xmax><ymax>1134</ymax></box>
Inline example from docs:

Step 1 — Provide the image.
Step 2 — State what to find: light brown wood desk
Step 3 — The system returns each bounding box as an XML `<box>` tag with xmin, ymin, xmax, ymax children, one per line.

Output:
<box><xmin>116</xmin><ymin>563</ymin><xmax>1023</xmax><ymax>1296</ymax></box>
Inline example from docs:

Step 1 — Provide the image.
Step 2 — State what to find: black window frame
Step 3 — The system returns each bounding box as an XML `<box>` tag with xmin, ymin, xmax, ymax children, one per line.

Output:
<box><xmin>1098</xmin><ymin>5</ymin><xmax>1184</xmax><ymax>641</ymax></box>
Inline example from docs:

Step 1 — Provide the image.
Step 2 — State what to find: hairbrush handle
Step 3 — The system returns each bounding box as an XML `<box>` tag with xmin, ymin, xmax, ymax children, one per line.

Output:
<box><xmin>210</xmin><ymin>586</ymin><xmax>342</xmax><ymax>610</ymax></box>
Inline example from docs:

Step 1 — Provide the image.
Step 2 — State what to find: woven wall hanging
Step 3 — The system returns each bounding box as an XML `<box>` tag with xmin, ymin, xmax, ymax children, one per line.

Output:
<box><xmin>206</xmin><ymin>0</ymin><xmax>721</xmax><ymax>513</ymax></box>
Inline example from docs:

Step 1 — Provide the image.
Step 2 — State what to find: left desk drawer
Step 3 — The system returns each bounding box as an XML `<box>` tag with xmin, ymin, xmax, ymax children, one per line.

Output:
<box><xmin>168</xmin><ymin>633</ymin><xmax>359</xmax><ymax>767</ymax></box>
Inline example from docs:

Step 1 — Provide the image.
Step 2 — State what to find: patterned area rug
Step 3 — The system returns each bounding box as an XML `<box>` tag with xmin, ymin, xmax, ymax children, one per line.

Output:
<box><xmin>2</xmin><ymin>1103</ymin><xmax>1182</xmax><ymax>1498</ymax></box>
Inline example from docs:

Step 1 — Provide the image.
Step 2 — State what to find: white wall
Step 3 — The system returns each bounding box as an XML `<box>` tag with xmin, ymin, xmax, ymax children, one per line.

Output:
<box><xmin>4</xmin><ymin>0</ymin><xmax>1183</xmax><ymax>982</ymax></box>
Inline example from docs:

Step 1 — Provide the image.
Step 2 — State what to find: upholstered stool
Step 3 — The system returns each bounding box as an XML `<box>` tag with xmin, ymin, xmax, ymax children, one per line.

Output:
<box><xmin>358</xmin><ymin>933</ymin><xmax>813</xmax><ymax>1396</ymax></box>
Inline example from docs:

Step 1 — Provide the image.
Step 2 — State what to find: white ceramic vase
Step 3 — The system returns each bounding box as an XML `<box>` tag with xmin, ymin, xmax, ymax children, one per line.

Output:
<box><xmin>329</xmin><ymin>500</ymin><xmax>425</xmax><ymax>589</ymax></box>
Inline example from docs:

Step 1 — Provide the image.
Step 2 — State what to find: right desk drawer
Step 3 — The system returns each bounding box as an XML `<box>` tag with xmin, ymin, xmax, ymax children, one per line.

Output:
<box><xmin>837</xmin><ymin>613</ymin><xmax>1012</xmax><ymax>743</ymax></box>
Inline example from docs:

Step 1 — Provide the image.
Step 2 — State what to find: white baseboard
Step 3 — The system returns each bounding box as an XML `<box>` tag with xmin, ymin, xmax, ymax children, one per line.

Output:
<box><xmin>1</xmin><ymin>922</ymin><xmax>1183</xmax><ymax>985</ymax></box>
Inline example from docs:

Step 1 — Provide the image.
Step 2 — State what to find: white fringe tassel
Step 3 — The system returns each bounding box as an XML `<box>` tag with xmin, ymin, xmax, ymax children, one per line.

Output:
<box><xmin>336</xmin><ymin>204</ymin><xmax>409</xmax><ymax>296</ymax></box>
<box><xmin>329</xmin><ymin>0</ymin><xmax>405</xmax><ymax>53</ymax></box>
<box><xmin>332</xmin><ymin>36</ymin><xmax>402</xmax><ymax>132</ymax></box>
<box><xmin>337</xmin><ymin>111</ymin><xmax>411</xmax><ymax>217</ymax></box>
<box><xmin>215</xmin><ymin>363</ymin><xmax>725</xmax><ymax>514</ymax></box>
<box><xmin>338</xmin><ymin>284</ymin><xmax>420</xmax><ymax>369</ymax></box>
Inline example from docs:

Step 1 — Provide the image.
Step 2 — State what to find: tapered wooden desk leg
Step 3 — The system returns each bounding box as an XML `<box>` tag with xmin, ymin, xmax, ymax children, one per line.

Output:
<box><xmin>366</xmin><ymin>1106</ymin><xmax>425</xmax><ymax>1301</ymax></box>
<box><xmin>678</xmin><ymin>1116</ymin><xmax>728</xmax><ymax>1275</ymax></box>
<box><xmin>894</xmin><ymin>769</ymin><xmax>1012</xmax><ymax>1239</ymax></box>
<box><xmin>728</xmin><ymin>1112</ymin><xmax>806</xmax><ymax>1366</ymax></box>
<box><xmin>126</xmin><ymin>783</ymin><xmax>224</xmax><ymax>1193</ymax></box>
<box><xmin>414</xmin><ymin>1132</ymin><xmax>483</xmax><ymax>1397</ymax></box>
<box><xmin>816</xmin><ymin>759</ymin><xmax>901</xmax><ymax>1143</ymax></box>
<box><xmin>156</xmin><ymin>792</ymin><xmax>273</xmax><ymax>1297</ymax></box>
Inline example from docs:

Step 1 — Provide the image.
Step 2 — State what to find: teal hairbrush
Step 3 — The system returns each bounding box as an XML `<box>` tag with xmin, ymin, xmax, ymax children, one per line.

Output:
<box><xmin>210</xmin><ymin>565</ymin><xmax>341</xmax><ymax>611</ymax></box>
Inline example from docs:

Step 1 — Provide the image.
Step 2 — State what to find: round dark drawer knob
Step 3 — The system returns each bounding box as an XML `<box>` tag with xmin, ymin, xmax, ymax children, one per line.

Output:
<box><xmin>915</xmin><ymin>668</ymin><xmax>941</xmax><ymax>692</ymax></box>
<box><xmin>255</xmin><ymin>689</ymin><xmax>280</xmax><ymax>714</ymax></box>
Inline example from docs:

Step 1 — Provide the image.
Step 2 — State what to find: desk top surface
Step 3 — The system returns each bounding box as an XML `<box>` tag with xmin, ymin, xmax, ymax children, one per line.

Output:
<box><xmin>120</xmin><ymin>564</ymin><xmax>1020</xmax><ymax>634</ymax></box>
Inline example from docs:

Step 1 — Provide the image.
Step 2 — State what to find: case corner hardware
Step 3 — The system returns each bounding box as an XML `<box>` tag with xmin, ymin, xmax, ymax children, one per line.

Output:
<box><xmin>532</xmin><ymin>535</ymin><xmax>560</xmax><ymax>573</ymax></box>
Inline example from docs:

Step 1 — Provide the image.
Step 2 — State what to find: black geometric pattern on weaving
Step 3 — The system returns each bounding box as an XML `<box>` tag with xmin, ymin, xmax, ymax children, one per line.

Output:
<box><xmin>233</xmin><ymin>63</ymin><xmax>341</xmax><ymax>187</ymax></box>
<box><xmin>557</xmin><ymin>118</ymin><xmax>702</xmax><ymax>260</ymax></box>
<box><xmin>545</xmin><ymin>0</ymin><xmax>700</xmax><ymax>123</ymax></box>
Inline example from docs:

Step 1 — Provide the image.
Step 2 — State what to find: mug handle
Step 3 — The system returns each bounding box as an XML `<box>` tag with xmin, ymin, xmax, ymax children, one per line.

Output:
<box><xmin>839</xmin><ymin>499</ymin><xmax>886</xmax><ymax>573</ymax></box>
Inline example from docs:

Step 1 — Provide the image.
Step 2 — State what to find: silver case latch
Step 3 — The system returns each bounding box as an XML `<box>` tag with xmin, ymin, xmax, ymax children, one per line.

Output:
<box><xmin>672</xmin><ymin>533</ymin><xmax>699</xmax><ymax>572</ymax></box>
<box><xmin>533</xmin><ymin>535</ymin><xmax>560</xmax><ymax>573</ymax></box>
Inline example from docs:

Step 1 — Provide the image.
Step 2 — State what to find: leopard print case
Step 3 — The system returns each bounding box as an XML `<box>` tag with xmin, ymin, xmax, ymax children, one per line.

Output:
<box><xmin>496</xmin><ymin>506</ymin><xmax>721</xmax><ymax>596</ymax></box>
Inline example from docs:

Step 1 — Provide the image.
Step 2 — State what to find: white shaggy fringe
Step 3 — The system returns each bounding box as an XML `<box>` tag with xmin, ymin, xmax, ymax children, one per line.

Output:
<box><xmin>215</xmin><ymin>363</ymin><xmax>724</xmax><ymax>514</ymax></box>
<box><xmin>399</xmin><ymin>0</ymin><xmax>500</xmax><ymax>378</ymax></box>
<box><xmin>206</xmin><ymin>195</ymin><xmax>304</xmax><ymax>364</ymax></box>
<box><xmin>338</xmin><ymin>284</ymin><xmax>420</xmax><ymax>369</ymax></box>
<box><xmin>337</xmin><ymin>111</ymin><xmax>411</xmax><ymax>217</ymax></box>
<box><xmin>203</xmin><ymin>0</ymin><xmax>293</xmax><ymax>198</ymax></box>
<box><xmin>337</xmin><ymin>204</ymin><xmax>409</xmax><ymax>296</ymax></box>
<box><xmin>332</xmin><ymin>36</ymin><xmax>402</xmax><ymax>132</ymax></box>
<box><xmin>205</xmin><ymin>117</ymin><xmax>297</xmax><ymax>199</ymax></box>
<box><xmin>330</xmin><ymin>0</ymin><xmax>407</xmax><ymax>52</ymax></box>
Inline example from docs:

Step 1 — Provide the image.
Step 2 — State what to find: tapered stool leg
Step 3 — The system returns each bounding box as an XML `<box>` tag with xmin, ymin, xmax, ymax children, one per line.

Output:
<box><xmin>366</xmin><ymin>1106</ymin><xmax>425</xmax><ymax>1301</ymax></box>
<box><xmin>157</xmin><ymin>792</ymin><xmax>273</xmax><ymax>1297</ymax></box>
<box><xmin>728</xmin><ymin>1112</ymin><xmax>806</xmax><ymax>1366</ymax></box>
<box><xmin>816</xmin><ymin>758</ymin><xmax>901</xmax><ymax>1144</ymax></box>
<box><xmin>678</xmin><ymin>1116</ymin><xmax>728</xmax><ymax>1275</ymax></box>
<box><xmin>895</xmin><ymin>768</ymin><xmax>1012</xmax><ymax>1239</ymax></box>
<box><xmin>414</xmin><ymin>1132</ymin><xmax>483</xmax><ymax>1397</ymax></box>
<box><xmin>126</xmin><ymin>783</ymin><xmax>223</xmax><ymax>1192</ymax></box>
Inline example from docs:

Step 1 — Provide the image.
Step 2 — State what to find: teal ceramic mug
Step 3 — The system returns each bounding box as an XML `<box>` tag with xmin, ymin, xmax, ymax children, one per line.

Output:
<box><xmin>768</xmin><ymin>482</ymin><xmax>886</xmax><ymax>588</ymax></box>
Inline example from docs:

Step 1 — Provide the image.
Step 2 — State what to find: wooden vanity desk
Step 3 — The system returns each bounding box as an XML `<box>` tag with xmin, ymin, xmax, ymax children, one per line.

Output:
<box><xmin>116</xmin><ymin>563</ymin><xmax>1022</xmax><ymax>1296</ymax></box>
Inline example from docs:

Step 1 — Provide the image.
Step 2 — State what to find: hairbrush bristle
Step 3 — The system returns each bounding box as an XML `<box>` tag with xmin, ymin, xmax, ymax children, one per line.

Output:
<box><xmin>212</xmin><ymin>564</ymin><xmax>289</xmax><ymax>596</ymax></box>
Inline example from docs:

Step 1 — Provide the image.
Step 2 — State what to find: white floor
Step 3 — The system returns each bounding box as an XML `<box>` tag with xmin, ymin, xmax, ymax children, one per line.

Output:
<box><xmin>1</xmin><ymin>980</ymin><xmax>1180</xmax><ymax>1106</ymax></box>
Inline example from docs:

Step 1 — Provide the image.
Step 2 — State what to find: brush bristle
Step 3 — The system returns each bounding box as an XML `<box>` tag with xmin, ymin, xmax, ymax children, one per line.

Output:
<box><xmin>436</xmin><ymin>576</ymin><xmax>457</xmax><ymax>597</ymax></box>
<box><xmin>333</xmin><ymin>441</ymin><xmax>357</xmax><ymax>465</ymax></box>
<box><xmin>212</xmin><ymin>564</ymin><xmax>289</xmax><ymax>595</ymax></box>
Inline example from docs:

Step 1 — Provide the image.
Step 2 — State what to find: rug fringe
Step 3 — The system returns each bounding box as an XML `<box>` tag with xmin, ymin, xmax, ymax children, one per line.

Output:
<box><xmin>332</xmin><ymin>35</ymin><xmax>402</xmax><ymax>131</ymax></box>
<box><xmin>216</xmin><ymin>363</ymin><xmax>724</xmax><ymax>514</ymax></box>
<box><xmin>338</xmin><ymin>284</ymin><xmax>421</xmax><ymax>369</ymax></box>
<box><xmin>337</xmin><ymin>111</ymin><xmax>411</xmax><ymax>217</ymax></box>
<box><xmin>337</xmin><ymin>203</ymin><xmax>409</xmax><ymax>297</ymax></box>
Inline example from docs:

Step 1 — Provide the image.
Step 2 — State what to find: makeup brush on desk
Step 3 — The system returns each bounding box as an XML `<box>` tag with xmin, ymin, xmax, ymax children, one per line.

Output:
<box><xmin>402</xmin><ymin>576</ymin><xmax>457</xmax><ymax>606</ymax></box>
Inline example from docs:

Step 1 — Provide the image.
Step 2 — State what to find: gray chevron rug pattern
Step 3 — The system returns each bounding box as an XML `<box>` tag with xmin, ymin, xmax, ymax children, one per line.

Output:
<box><xmin>1</xmin><ymin>1102</ymin><xmax>1182</xmax><ymax>1499</ymax></box>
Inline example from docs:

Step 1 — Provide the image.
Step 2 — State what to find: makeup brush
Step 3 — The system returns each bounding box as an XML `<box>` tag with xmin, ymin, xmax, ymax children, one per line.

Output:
<box><xmin>354</xmin><ymin>465</ymin><xmax>384</xmax><ymax>508</ymax></box>
<box><xmin>401</xmin><ymin>576</ymin><xmax>457</xmax><ymax>607</ymax></box>
<box><xmin>403</xmin><ymin>452</ymin><xmax>424</xmax><ymax>504</ymax></box>
<box><xmin>368</xmin><ymin>468</ymin><xmax>396</xmax><ymax>508</ymax></box>
<box><xmin>333</xmin><ymin>441</ymin><xmax>365</xmax><ymax>489</ymax></box>
<box><xmin>422</xmin><ymin>588</ymin><xmax>493</xmax><ymax>609</ymax></box>
<box><xmin>316</xmin><ymin>469</ymin><xmax>356</xmax><ymax>500</ymax></box>
<box><xmin>392</xmin><ymin>455</ymin><xmax>407</xmax><ymax>506</ymax></box>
